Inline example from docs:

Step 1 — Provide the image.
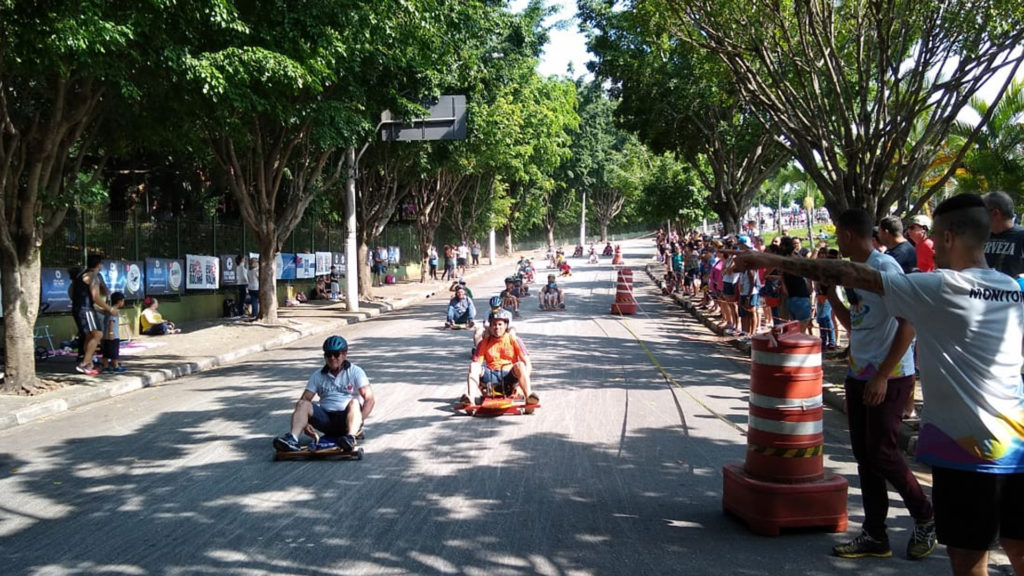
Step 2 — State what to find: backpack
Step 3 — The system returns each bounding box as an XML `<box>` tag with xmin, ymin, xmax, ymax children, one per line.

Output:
<box><xmin>385</xmin><ymin>273</ymin><xmax>396</xmax><ymax>285</ymax></box>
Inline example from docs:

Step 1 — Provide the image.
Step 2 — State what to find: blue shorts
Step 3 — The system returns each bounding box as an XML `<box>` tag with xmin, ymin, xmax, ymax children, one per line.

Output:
<box><xmin>786</xmin><ymin>297</ymin><xmax>812</xmax><ymax>321</ymax></box>
<box><xmin>310</xmin><ymin>403</ymin><xmax>354</xmax><ymax>437</ymax></box>
<box><xmin>480</xmin><ymin>366</ymin><xmax>518</xmax><ymax>396</ymax></box>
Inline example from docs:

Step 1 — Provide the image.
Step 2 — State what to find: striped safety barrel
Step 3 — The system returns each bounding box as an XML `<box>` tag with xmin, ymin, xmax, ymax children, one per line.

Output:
<box><xmin>745</xmin><ymin>322</ymin><xmax>824</xmax><ymax>483</ymax></box>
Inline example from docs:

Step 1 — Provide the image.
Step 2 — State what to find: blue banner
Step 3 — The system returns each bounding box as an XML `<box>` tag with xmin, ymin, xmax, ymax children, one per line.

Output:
<box><xmin>145</xmin><ymin>258</ymin><xmax>184</xmax><ymax>296</ymax></box>
<box><xmin>40</xmin><ymin>268</ymin><xmax>74</xmax><ymax>313</ymax></box>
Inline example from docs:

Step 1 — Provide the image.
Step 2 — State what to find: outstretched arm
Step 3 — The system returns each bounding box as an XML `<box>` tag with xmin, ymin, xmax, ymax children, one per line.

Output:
<box><xmin>732</xmin><ymin>252</ymin><xmax>884</xmax><ymax>295</ymax></box>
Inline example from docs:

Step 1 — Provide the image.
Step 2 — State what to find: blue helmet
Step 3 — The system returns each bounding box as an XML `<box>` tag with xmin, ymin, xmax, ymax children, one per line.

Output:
<box><xmin>489</xmin><ymin>295</ymin><xmax>503</xmax><ymax>309</ymax></box>
<box><xmin>323</xmin><ymin>335</ymin><xmax>348</xmax><ymax>353</ymax></box>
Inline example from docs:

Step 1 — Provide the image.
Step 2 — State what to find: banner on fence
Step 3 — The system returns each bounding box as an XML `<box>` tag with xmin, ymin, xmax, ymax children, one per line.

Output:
<box><xmin>186</xmin><ymin>255</ymin><xmax>220</xmax><ymax>290</ymax></box>
<box><xmin>124</xmin><ymin>261</ymin><xmax>144</xmax><ymax>300</ymax></box>
<box><xmin>387</xmin><ymin>246</ymin><xmax>401</xmax><ymax>265</ymax></box>
<box><xmin>277</xmin><ymin>253</ymin><xmax>296</xmax><ymax>280</ymax></box>
<box><xmin>40</xmin><ymin>268</ymin><xmax>74</xmax><ymax>313</ymax></box>
<box><xmin>332</xmin><ymin>252</ymin><xmax>346</xmax><ymax>275</ymax></box>
<box><xmin>146</xmin><ymin>258</ymin><xmax>185</xmax><ymax>296</ymax></box>
<box><xmin>295</xmin><ymin>253</ymin><xmax>316</xmax><ymax>279</ymax></box>
<box><xmin>315</xmin><ymin>252</ymin><xmax>332</xmax><ymax>276</ymax></box>
<box><xmin>99</xmin><ymin>260</ymin><xmax>129</xmax><ymax>294</ymax></box>
<box><xmin>220</xmin><ymin>255</ymin><xmax>246</xmax><ymax>286</ymax></box>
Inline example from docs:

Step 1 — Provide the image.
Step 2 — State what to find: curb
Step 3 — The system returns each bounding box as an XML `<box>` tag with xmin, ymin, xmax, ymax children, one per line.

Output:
<box><xmin>0</xmin><ymin>270</ymin><xmax>472</xmax><ymax>431</ymax></box>
<box><xmin>642</xmin><ymin>263</ymin><xmax>919</xmax><ymax>457</ymax></box>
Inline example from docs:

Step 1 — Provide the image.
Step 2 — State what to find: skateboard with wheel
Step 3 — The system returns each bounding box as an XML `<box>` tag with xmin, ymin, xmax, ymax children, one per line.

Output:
<box><xmin>455</xmin><ymin>394</ymin><xmax>540</xmax><ymax>416</ymax></box>
<box><xmin>273</xmin><ymin>429</ymin><xmax>366</xmax><ymax>461</ymax></box>
<box><xmin>444</xmin><ymin>322</ymin><xmax>475</xmax><ymax>331</ymax></box>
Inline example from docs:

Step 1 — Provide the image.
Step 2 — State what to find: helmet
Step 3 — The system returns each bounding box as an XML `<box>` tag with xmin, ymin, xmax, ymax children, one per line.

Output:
<box><xmin>489</xmin><ymin>295</ymin><xmax>503</xmax><ymax>309</ymax></box>
<box><xmin>323</xmin><ymin>335</ymin><xmax>348</xmax><ymax>353</ymax></box>
<box><xmin>488</xmin><ymin>309</ymin><xmax>512</xmax><ymax>324</ymax></box>
<box><xmin>504</xmin><ymin>276</ymin><xmax>515</xmax><ymax>284</ymax></box>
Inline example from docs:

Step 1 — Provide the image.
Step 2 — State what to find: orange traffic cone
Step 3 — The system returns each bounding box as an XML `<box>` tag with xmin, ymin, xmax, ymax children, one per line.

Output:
<box><xmin>610</xmin><ymin>269</ymin><xmax>637</xmax><ymax>315</ymax></box>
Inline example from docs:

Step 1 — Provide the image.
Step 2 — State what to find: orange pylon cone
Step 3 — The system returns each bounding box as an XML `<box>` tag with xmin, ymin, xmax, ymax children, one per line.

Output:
<box><xmin>610</xmin><ymin>269</ymin><xmax>637</xmax><ymax>315</ymax></box>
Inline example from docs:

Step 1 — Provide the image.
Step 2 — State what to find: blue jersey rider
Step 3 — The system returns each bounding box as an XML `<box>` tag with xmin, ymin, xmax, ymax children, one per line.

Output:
<box><xmin>273</xmin><ymin>336</ymin><xmax>375</xmax><ymax>453</ymax></box>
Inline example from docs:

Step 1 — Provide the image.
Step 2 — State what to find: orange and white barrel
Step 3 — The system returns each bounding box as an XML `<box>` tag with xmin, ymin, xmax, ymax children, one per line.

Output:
<box><xmin>620</xmin><ymin>267</ymin><xmax>634</xmax><ymax>289</ymax></box>
<box><xmin>744</xmin><ymin>322</ymin><xmax>824</xmax><ymax>483</ymax></box>
<box><xmin>610</xmin><ymin>270</ymin><xmax>637</xmax><ymax>314</ymax></box>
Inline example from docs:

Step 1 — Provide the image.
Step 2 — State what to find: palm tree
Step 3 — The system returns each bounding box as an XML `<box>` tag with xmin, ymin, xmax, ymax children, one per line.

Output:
<box><xmin>948</xmin><ymin>78</ymin><xmax>1024</xmax><ymax>200</ymax></box>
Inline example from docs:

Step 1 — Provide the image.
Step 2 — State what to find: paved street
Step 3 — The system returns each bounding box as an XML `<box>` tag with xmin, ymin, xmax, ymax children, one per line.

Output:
<box><xmin>0</xmin><ymin>241</ymin><xmax>978</xmax><ymax>575</ymax></box>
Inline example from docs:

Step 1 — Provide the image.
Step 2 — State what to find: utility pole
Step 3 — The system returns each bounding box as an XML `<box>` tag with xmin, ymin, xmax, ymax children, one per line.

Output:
<box><xmin>345</xmin><ymin>146</ymin><xmax>359</xmax><ymax>312</ymax></box>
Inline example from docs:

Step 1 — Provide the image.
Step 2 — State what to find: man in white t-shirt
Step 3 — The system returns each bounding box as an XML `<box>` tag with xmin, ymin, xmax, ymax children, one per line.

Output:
<box><xmin>733</xmin><ymin>194</ymin><xmax>1024</xmax><ymax>576</ymax></box>
<box><xmin>822</xmin><ymin>209</ymin><xmax>935</xmax><ymax>560</ymax></box>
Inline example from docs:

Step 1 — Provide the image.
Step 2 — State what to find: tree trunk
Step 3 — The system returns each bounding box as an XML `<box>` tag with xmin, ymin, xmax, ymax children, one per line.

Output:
<box><xmin>546</xmin><ymin>228</ymin><xmax>555</xmax><ymax>250</ymax></box>
<box><xmin>504</xmin><ymin>223</ymin><xmax>513</xmax><ymax>255</ymax></box>
<box><xmin>358</xmin><ymin>242</ymin><xmax>372</xmax><ymax>298</ymax></box>
<box><xmin>599</xmin><ymin>221</ymin><xmax>609</xmax><ymax>242</ymax></box>
<box><xmin>1</xmin><ymin>251</ymin><xmax>43</xmax><ymax>393</ymax></box>
<box><xmin>257</xmin><ymin>235</ymin><xmax>279</xmax><ymax>324</ymax></box>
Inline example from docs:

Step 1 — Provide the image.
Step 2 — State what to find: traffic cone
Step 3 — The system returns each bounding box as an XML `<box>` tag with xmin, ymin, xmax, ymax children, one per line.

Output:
<box><xmin>611</xmin><ymin>244</ymin><xmax>624</xmax><ymax>265</ymax></box>
<box><xmin>610</xmin><ymin>269</ymin><xmax>637</xmax><ymax>315</ymax></box>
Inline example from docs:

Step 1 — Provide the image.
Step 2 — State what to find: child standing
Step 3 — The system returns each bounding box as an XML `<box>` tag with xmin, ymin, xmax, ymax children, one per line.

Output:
<box><xmin>101</xmin><ymin>292</ymin><xmax>126</xmax><ymax>373</ymax></box>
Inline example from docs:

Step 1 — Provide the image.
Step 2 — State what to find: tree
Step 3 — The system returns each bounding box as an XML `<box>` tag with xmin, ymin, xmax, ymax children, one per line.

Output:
<box><xmin>666</xmin><ymin>0</ymin><xmax>1024</xmax><ymax>219</ymax></box>
<box><xmin>591</xmin><ymin>134</ymin><xmax>650</xmax><ymax>240</ymax></box>
<box><xmin>0</xmin><ymin>0</ymin><xmax>231</xmax><ymax>393</ymax></box>
<box><xmin>580</xmin><ymin>0</ymin><xmax>787</xmax><ymax>233</ymax></box>
<box><xmin>948</xmin><ymin>78</ymin><xmax>1024</xmax><ymax>201</ymax></box>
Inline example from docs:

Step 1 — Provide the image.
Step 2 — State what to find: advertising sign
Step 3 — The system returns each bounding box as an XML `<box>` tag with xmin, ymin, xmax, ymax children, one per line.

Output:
<box><xmin>98</xmin><ymin>260</ymin><xmax>129</xmax><ymax>295</ymax></box>
<box><xmin>40</xmin><ymin>268</ymin><xmax>74</xmax><ymax>313</ymax></box>
<box><xmin>277</xmin><ymin>253</ymin><xmax>296</xmax><ymax>280</ymax></box>
<box><xmin>145</xmin><ymin>258</ymin><xmax>184</xmax><ymax>296</ymax></box>
<box><xmin>186</xmin><ymin>254</ymin><xmax>220</xmax><ymax>290</ymax></box>
<box><xmin>124</xmin><ymin>261</ymin><xmax>144</xmax><ymax>300</ymax></box>
<box><xmin>220</xmin><ymin>254</ymin><xmax>246</xmax><ymax>286</ymax></box>
<box><xmin>315</xmin><ymin>252</ymin><xmax>332</xmax><ymax>276</ymax></box>
<box><xmin>387</xmin><ymin>246</ymin><xmax>401</xmax><ymax>265</ymax></box>
<box><xmin>332</xmin><ymin>252</ymin><xmax>346</xmax><ymax>276</ymax></box>
<box><xmin>295</xmin><ymin>253</ymin><xmax>315</xmax><ymax>279</ymax></box>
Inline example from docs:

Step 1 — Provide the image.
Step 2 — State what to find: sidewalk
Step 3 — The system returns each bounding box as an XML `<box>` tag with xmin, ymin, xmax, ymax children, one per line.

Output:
<box><xmin>0</xmin><ymin>252</ymin><xmax>535</xmax><ymax>431</ymax></box>
<box><xmin>641</xmin><ymin>263</ymin><xmax>921</xmax><ymax>457</ymax></box>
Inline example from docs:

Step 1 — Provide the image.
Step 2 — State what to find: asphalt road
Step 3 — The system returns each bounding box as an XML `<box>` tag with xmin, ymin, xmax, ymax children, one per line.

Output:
<box><xmin>0</xmin><ymin>244</ymin><xmax>963</xmax><ymax>575</ymax></box>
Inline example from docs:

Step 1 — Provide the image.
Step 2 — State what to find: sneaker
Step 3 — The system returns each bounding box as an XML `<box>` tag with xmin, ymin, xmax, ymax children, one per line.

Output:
<box><xmin>458</xmin><ymin>394</ymin><xmax>472</xmax><ymax>407</ymax></box>
<box><xmin>273</xmin><ymin>434</ymin><xmax>302</xmax><ymax>452</ymax></box>
<box><xmin>113</xmin><ymin>366</ymin><xmax>126</xmax><ymax>373</ymax></box>
<box><xmin>832</xmin><ymin>530</ymin><xmax>892</xmax><ymax>558</ymax></box>
<box><xmin>339</xmin><ymin>435</ymin><xmax>356</xmax><ymax>452</ymax></box>
<box><xmin>906</xmin><ymin>520</ymin><xmax>936</xmax><ymax>560</ymax></box>
<box><xmin>526</xmin><ymin>392</ymin><xmax>540</xmax><ymax>405</ymax></box>
<box><xmin>75</xmin><ymin>365</ymin><xmax>100</xmax><ymax>376</ymax></box>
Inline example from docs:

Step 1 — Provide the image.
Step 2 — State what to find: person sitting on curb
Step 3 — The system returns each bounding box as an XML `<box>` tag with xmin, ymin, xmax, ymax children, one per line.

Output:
<box><xmin>140</xmin><ymin>297</ymin><xmax>181</xmax><ymax>335</ymax></box>
<box><xmin>273</xmin><ymin>336</ymin><xmax>374</xmax><ymax>453</ymax></box>
<box><xmin>459</xmin><ymin>309</ymin><xmax>537</xmax><ymax>407</ymax></box>
<box><xmin>445</xmin><ymin>286</ymin><xmax>476</xmax><ymax>329</ymax></box>
<box><xmin>540</xmin><ymin>274</ymin><xmax>565</xmax><ymax>309</ymax></box>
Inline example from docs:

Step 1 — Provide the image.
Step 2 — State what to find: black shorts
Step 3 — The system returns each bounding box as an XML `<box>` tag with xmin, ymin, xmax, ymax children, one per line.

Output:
<box><xmin>101</xmin><ymin>339</ymin><xmax>120</xmax><ymax>360</ymax></box>
<box><xmin>457</xmin><ymin>257</ymin><xmax>467</xmax><ymax>267</ymax></box>
<box><xmin>722</xmin><ymin>282</ymin><xmax>736</xmax><ymax>297</ymax></box>
<box><xmin>74</xmin><ymin>308</ymin><xmax>100</xmax><ymax>333</ymax></box>
<box><xmin>932</xmin><ymin>466</ymin><xmax>1024</xmax><ymax>550</ymax></box>
<box><xmin>310</xmin><ymin>404</ymin><xmax>354</xmax><ymax>437</ymax></box>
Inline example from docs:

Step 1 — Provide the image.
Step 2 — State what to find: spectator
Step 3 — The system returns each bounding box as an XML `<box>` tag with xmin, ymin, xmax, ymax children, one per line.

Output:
<box><xmin>100</xmin><ymin>291</ymin><xmax>127</xmax><ymax>373</ymax></box>
<box><xmin>907</xmin><ymin>215</ymin><xmax>935</xmax><ymax>273</ymax></box>
<box><xmin>140</xmin><ymin>297</ymin><xmax>181</xmax><ymax>335</ymax></box>
<box><xmin>70</xmin><ymin>254</ymin><xmax>113</xmax><ymax>375</ymax></box>
<box><xmin>247</xmin><ymin>257</ymin><xmax>260</xmax><ymax>319</ymax></box>
<box><xmin>732</xmin><ymin>194</ymin><xmax>1024</xmax><ymax>576</ymax></box>
<box><xmin>878</xmin><ymin>216</ymin><xmax>918</xmax><ymax>273</ymax></box>
<box><xmin>427</xmin><ymin>245</ymin><xmax>439</xmax><ymax>281</ymax></box>
<box><xmin>471</xmin><ymin>239</ymin><xmax>481</xmax><ymax>266</ymax></box>
<box><xmin>442</xmin><ymin>245</ymin><xmax>455</xmax><ymax>281</ymax></box>
<box><xmin>329</xmin><ymin>265</ymin><xmax>340</xmax><ymax>300</ymax></box>
<box><xmin>982</xmin><ymin>190</ymin><xmax>1024</xmax><ymax>276</ymax></box>
<box><xmin>779</xmin><ymin>236</ymin><xmax>813</xmax><ymax>334</ymax></box>
<box><xmin>235</xmin><ymin>254</ymin><xmax>248</xmax><ymax>316</ymax></box>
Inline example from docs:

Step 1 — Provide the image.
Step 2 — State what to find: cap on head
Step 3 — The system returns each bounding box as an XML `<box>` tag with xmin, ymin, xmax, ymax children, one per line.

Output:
<box><xmin>323</xmin><ymin>335</ymin><xmax>348</xmax><ymax>353</ymax></box>
<box><xmin>738</xmin><ymin>235</ymin><xmax>751</xmax><ymax>246</ymax></box>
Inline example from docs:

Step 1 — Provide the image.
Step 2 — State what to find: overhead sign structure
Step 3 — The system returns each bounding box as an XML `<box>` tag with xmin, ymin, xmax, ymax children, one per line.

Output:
<box><xmin>380</xmin><ymin>95</ymin><xmax>467</xmax><ymax>142</ymax></box>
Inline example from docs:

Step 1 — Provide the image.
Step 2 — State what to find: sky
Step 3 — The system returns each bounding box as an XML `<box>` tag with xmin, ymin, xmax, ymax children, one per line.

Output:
<box><xmin>509</xmin><ymin>0</ymin><xmax>592</xmax><ymax>78</ymax></box>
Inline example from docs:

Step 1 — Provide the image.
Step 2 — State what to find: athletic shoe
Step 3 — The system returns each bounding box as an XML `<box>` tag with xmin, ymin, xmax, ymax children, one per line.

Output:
<box><xmin>526</xmin><ymin>392</ymin><xmax>540</xmax><ymax>405</ymax></box>
<box><xmin>113</xmin><ymin>366</ymin><xmax>126</xmax><ymax>373</ymax></box>
<box><xmin>273</xmin><ymin>434</ymin><xmax>302</xmax><ymax>452</ymax></box>
<box><xmin>832</xmin><ymin>530</ymin><xmax>892</xmax><ymax>558</ymax></box>
<box><xmin>458</xmin><ymin>394</ymin><xmax>472</xmax><ymax>407</ymax></box>
<box><xmin>339</xmin><ymin>435</ymin><xmax>356</xmax><ymax>452</ymax></box>
<box><xmin>75</xmin><ymin>365</ymin><xmax>100</xmax><ymax>376</ymax></box>
<box><xmin>906</xmin><ymin>520</ymin><xmax>937</xmax><ymax>560</ymax></box>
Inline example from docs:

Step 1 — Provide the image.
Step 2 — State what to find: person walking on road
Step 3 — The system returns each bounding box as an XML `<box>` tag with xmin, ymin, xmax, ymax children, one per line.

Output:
<box><xmin>273</xmin><ymin>336</ymin><xmax>375</xmax><ymax>453</ymax></box>
<box><xmin>732</xmin><ymin>194</ymin><xmax>1024</xmax><ymax>576</ymax></box>
<box><xmin>820</xmin><ymin>209</ymin><xmax>936</xmax><ymax>560</ymax></box>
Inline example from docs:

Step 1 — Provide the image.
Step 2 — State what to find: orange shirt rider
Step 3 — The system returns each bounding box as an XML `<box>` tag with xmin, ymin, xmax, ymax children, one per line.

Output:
<box><xmin>473</xmin><ymin>331</ymin><xmax>529</xmax><ymax>370</ymax></box>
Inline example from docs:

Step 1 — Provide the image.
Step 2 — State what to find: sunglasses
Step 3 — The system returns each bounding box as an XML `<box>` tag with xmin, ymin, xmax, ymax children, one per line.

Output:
<box><xmin>324</xmin><ymin>350</ymin><xmax>347</xmax><ymax>358</ymax></box>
